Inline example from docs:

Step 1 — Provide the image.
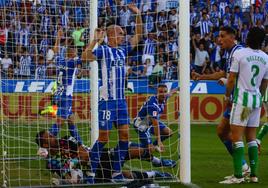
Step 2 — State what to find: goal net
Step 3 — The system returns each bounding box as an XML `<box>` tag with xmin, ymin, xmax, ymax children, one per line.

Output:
<box><xmin>0</xmin><ymin>0</ymin><xmax>182</xmax><ymax>187</ymax></box>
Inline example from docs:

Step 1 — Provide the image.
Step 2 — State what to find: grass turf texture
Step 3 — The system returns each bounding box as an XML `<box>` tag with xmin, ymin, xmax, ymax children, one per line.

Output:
<box><xmin>0</xmin><ymin>124</ymin><xmax>268</xmax><ymax>187</ymax></box>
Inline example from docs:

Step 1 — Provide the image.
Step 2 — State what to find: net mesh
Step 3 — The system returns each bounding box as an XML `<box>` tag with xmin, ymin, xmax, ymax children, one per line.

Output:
<box><xmin>0</xmin><ymin>0</ymin><xmax>179</xmax><ymax>187</ymax></box>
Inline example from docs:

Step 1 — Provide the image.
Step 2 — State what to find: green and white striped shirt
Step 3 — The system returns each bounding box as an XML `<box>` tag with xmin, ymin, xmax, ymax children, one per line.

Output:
<box><xmin>230</xmin><ymin>48</ymin><xmax>268</xmax><ymax>108</ymax></box>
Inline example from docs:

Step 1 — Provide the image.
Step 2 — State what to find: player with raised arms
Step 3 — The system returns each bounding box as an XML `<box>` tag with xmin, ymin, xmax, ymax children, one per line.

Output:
<box><xmin>48</xmin><ymin>28</ymin><xmax>83</xmax><ymax>144</ymax></box>
<box><xmin>81</xmin><ymin>3</ymin><xmax>143</xmax><ymax>183</ymax></box>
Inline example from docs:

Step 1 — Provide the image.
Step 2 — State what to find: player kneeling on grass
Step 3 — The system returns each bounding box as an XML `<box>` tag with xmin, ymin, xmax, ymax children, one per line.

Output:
<box><xmin>220</xmin><ymin>27</ymin><xmax>268</xmax><ymax>184</ymax></box>
<box><xmin>35</xmin><ymin>130</ymin><xmax>173</xmax><ymax>185</ymax></box>
<box><xmin>132</xmin><ymin>84</ymin><xmax>177</xmax><ymax>167</ymax></box>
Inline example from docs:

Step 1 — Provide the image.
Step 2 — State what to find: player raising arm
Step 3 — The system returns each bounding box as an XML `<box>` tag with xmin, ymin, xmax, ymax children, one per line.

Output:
<box><xmin>81</xmin><ymin>3</ymin><xmax>143</xmax><ymax>184</ymax></box>
<box><xmin>48</xmin><ymin>28</ymin><xmax>84</xmax><ymax>145</ymax></box>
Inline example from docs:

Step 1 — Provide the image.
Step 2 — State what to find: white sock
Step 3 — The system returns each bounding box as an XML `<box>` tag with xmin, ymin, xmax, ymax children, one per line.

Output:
<box><xmin>152</xmin><ymin>156</ymin><xmax>161</xmax><ymax>164</ymax></box>
<box><xmin>256</xmin><ymin>139</ymin><xmax>261</xmax><ymax>145</ymax></box>
<box><xmin>242</xmin><ymin>163</ymin><xmax>249</xmax><ymax>172</ymax></box>
<box><xmin>146</xmin><ymin>171</ymin><xmax>156</xmax><ymax>178</ymax></box>
<box><xmin>112</xmin><ymin>172</ymin><xmax>121</xmax><ymax>178</ymax></box>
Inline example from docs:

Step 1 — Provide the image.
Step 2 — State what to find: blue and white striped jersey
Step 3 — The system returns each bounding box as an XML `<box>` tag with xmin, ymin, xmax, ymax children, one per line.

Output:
<box><xmin>19</xmin><ymin>27</ymin><xmax>30</xmax><ymax>47</ymax></box>
<box><xmin>143</xmin><ymin>38</ymin><xmax>156</xmax><ymax>55</ymax></box>
<box><xmin>55</xmin><ymin>56</ymin><xmax>81</xmax><ymax>97</ymax></box>
<box><xmin>19</xmin><ymin>55</ymin><xmax>32</xmax><ymax>76</ymax></box>
<box><xmin>94</xmin><ymin>44</ymin><xmax>132</xmax><ymax>101</ymax></box>
<box><xmin>195</xmin><ymin>19</ymin><xmax>213</xmax><ymax>37</ymax></box>
<box><xmin>223</xmin><ymin>44</ymin><xmax>243</xmax><ymax>73</ymax></box>
<box><xmin>35</xmin><ymin>65</ymin><xmax>46</xmax><ymax>79</ymax></box>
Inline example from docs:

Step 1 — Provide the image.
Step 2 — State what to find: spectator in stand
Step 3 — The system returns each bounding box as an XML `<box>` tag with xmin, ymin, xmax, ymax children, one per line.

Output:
<box><xmin>195</xmin><ymin>11</ymin><xmax>213</xmax><ymax>38</ymax></box>
<box><xmin>40</xmin><ymin>9</ymin><xmax>51</xmax><ymax>34</ymax></box>
<box><xmin>18</xmin><ymin>21</ymin><xmax>31</xmax><ymax>49</ymax></box>
<box><xmin>190</xmin><ymin>5</ymin><xmax>198</xmax><ymax>27</ymax></box>
<box><xmin>209</xmin><ymin>4</ymin><xmax>221</xmax><ymax>29</ymax></box>
<box><xmin>165</xmin><ymin>60</ymin><xmax>177</xmax><ymax>80</ymax></box>
<box><xmin>73</xmin><ymin>1</ymin><xmax>85</xmax><ymax>26</ymax></box>
<box><xmin>166</xmin><ymin>35</ymin><xmax>178</xmax><ymax>60</ymax></box>
<box><xmin>168</xmin><ymin>9</ymin><xmax>178</xmax><ymax>26</ymax></box>
<box><xmin>252</xmin><ymin>6</ymin><xmax>265</xmax><ymax>26</ymax></box>
<box><xmin>7</xmin><ymin>65</ymin><xmax>14</xmax><ymax>79</ymax></box>
<box><xmin>72</xmin><ymin>24</ymin><xmax>85</xmax><ymax>57</ymax></box>
<box><xmin>128</xmin><ymin>59</ymin><xmax>145</xmax><ymax>79</ymax></box>
<box><xmin>233</xmin><ymin>6</ymin><xmax>243</xmax><ymax>30</ymax></box>
<box><xmin>60</xmin><ymin>6</ymin><xmax>70</xmax><ymax>29</ymax></box>
<box><xmin>18</xmin><ymin>47</ymin><xmax>33</xmax><ymax>79</ymax></box>
<box><xmin>192</xmin><ymin>34</ymin><xmax>209</xmax><ymax>74</ymax></box>
<box><xmin>119</xmin><ymin>5</ymin><xmax>132</xmax><ymax>27</ymax></box>
<box><xmin>39</xmin><ymin>35</ymin><xmax>50</xmax><ymax>56</ymax></box>
<box><xmin>149</xmin><ymin>57</ymin><xmax>165</xmax><ymax>85</ymax></box>
<box><xmin>157</xmin><ymin>10</ymin><xmax>167</xmax><ymax>29</ymax></box>
<box><xmin>35</xmin><ymin>55</ymin><xmax>46</xmax><ymax>79</ymax></box>
<box><xmin>0</xmin><ymin>52</ymin><xmax>12</xmax><ymax>78</ymax></box>
<box><xmin>238</xmin><ymin>23</ymin><xmax>249</xmax><ymax>46</ymax></box>
<box><xmin>222</xmin><ymin>6</ymin><xmax>232</xmax><ymax>26</ymax></box>
<box><xmin>142</xmin><ymin>32</ymin><xmax>157</xmax><ymax>66</ymax></box>
<box><xmin>143</xmin><ymin>9</ymin><xmax>155</xmax><ymax>34</ymax></box>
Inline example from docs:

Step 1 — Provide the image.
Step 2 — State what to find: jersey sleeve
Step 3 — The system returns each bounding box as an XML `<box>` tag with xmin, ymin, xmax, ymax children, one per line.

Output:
<box><xmin>230</xmin><ymin>51</ymin><xmax>240</xmax><ymax>73</ymax></box>
<box><xmin>93</xmin><ymin>46</ymin><xmax>104</xmax><ymax>60</ymax></box>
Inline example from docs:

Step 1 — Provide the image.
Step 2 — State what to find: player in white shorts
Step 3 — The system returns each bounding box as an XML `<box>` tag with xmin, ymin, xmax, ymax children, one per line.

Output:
<box><xmin>220</xmin><ymin>27</ymin><xmax>268</xmax><ymax>184</ymax></box>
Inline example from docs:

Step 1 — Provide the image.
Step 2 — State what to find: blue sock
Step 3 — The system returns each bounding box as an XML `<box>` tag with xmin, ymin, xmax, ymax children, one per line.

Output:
<box><xmin>153</xmin><ymin>135</ymin><xmax>170</xmax><ymax>146</ymax></box>
<box><xmin>49</xmin><ymin>124</ymin><xmax>59</xmax><ymax>136</ymax></box>
<box><xmin>113</xmin><ymin>141</ymin><xmax>129</xmax><ymax>173</ymax></box>
<box><xmin>68</xmin><ymin>124</ymin><xmax>82</xmax><ymax>144</ymax></box>
<box><xmin>90</xmin><ymin>141</ymin><xmax>105</xmax><ymax>173</ymax></box>
<box><xmin>223</xmin><ymin>140</ymin><xmax>233</xmax><ymax>155</ymax></box>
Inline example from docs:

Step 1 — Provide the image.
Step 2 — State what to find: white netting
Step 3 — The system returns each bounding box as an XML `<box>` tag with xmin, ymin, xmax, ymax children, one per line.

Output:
<box><xmin>0</xmin><ymin>0</ymin><xmax>180</xmax><ymax>187</ymax></box>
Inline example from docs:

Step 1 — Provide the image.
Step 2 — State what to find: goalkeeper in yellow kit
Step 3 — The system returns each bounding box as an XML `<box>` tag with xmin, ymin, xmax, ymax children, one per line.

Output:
<box><xmin>39</xmin><ymin>81</ymin><xmax>58</xmax><ymax>117</ymax></box>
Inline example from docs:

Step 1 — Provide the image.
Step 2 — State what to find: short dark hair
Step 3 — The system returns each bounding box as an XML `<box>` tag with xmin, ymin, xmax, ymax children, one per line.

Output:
<box><xmin>247</xmin><ymin>27</ymin><xmax>265</xmax><ymax>49</ymax></box>
<box><xmin>220</xmin><ymin>26</ymin><xmax>237</xmax><ymax>36</ymax></box>
<box><xmin>157</xmin><ymin>84</ymin><xmax>168</xmax><ymax>89</ymax></box>
<box><xmin>35</xmin><ymin>130</ymin><xmax>46</xmax><ymax>146</ymax></box>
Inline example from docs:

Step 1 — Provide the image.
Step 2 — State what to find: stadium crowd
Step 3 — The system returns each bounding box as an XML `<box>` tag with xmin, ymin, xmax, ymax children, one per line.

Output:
<box><xmin>1</xmin><ymin>1</ymin><xmax>268</xmax><ymax>82</ymax></box>
<box><xmin>0</xmin><ymin>0</ymin><xmax>179</xmax><ymax>85</ymax></box>
<box><xmin>190</xmin><ymin>0</ymin><xmax>268</xmax><ymax>76</ymax></box>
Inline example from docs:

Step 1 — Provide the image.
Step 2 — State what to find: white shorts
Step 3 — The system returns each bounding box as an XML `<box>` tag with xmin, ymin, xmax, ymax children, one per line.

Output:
<box><xmin>230</xmin><ymin>103</ymin><xmax>261</xmax><ymax>127</ymax></box>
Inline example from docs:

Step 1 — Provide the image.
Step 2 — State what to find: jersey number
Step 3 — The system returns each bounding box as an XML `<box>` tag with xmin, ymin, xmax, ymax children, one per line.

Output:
<box><xmin>251</xmin><ymin>65</ymin><xmax>260</xmax><ymax>86</ymax></box>
<box><xmin>102</xmin><ymin>110</ymin><xmax>111</xmax><ymax>120</ymax></box>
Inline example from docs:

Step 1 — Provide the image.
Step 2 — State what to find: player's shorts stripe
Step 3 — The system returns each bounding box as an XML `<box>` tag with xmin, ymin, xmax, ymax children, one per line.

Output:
<box><xmin>263</xmin><ymin>87</ymin><xmax>268</xmax><ymax>102</ymax></box>
<box><xmin>234</xmin><ymin>87</ymin><xmax>239</xmax><ymax>103</ymax></box>
<box><xmin>253</xmin><ymin>94</ymin><xmax>256</xmax><ymax>108</ymax></box>
<box><xmin>243</xmin><ymin>91</ymin><xmax>248</xmax><ymax>107</ymax></box>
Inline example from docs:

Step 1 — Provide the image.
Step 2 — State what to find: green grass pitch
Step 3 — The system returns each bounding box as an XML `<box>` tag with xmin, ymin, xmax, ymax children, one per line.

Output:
<box><xmin>0</xmin><ymin>124</ymin><xmax>268</xmax><ymax>188</ymax></box>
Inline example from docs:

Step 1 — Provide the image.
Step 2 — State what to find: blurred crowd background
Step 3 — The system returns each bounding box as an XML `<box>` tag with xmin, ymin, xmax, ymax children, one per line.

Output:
<box><xmin>0</xmin><ymin>0</ymin><xmax>267</xmax><ymax>85</ymax></box>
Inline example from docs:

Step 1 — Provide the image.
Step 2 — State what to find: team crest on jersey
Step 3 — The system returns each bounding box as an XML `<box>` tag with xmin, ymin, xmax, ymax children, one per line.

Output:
<box><xmin>153</xmin><ymin>111</ymin><xmax>158</xmax><ymax>117</ymax></box>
